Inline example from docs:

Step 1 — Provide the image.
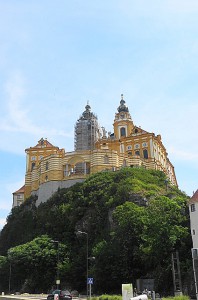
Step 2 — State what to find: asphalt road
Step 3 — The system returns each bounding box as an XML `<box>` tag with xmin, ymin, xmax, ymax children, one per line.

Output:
<box><xmin>0</xmin><ymin>295</ymin><xmax>47</xmax><ymax>300</ymax></box>
<box><xmin>0</xmin><ymin>295</ymin><xmax>82</xmax><ymax>300</ymax></box>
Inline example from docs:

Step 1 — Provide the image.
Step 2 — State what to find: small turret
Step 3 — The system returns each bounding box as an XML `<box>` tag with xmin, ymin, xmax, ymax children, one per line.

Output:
<box><xmin>117</xmin><ymin>94</ymin><xmax>129</xmax><ymax>113</ymax></box>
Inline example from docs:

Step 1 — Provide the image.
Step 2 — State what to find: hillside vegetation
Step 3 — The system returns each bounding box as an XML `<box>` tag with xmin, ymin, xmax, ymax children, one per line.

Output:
<box><xmin>0</xmin><ymin>167</ymin><xmax>193</xmax><ymax>295</ymax></box>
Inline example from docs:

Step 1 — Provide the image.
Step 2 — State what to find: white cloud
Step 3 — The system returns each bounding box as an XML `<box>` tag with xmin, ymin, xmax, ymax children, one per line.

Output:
<box><xmin>0</xmin><ymin>218</ymin><xmax>7</xmax><ymax>230</ymax></box>
<box><xmin>0</xmin><ymin>71</ymin><xmax>39</xmax><ymax>133</ymax></box>
<box><xmin>118</xmin><ymin>0</ymin><xmax>198</xmax><ymax>15</ymax></box>
<box><xmin>0</xmin><ymin>71</ymin><xmax>75</xmax><ymax>154</ymax></box>
<box><xmin>6</xmin><ymin>72</ymin><xmax>28</xmax><ymax>126</ymax></box>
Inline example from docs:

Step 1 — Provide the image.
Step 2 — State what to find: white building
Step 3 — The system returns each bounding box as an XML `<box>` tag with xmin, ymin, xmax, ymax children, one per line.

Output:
<box><xmin>189</xmin><ymin>190</ymin><xmax>198</xmax><ymax>300</ymax></box>
<box><xmin>189</xmin><ymin>190</ymin><xmax>198</xmax><ymax>248</ymax></box>
<box><xmin>12</xmin><ymin>185</ymin><xmax>25</xmax><ymax>208</ymax></box>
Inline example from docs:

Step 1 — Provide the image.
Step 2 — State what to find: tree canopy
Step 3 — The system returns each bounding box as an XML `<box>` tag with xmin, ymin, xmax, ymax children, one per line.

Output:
<box><xmin>0</xmin><ymin>167</ymin><xmax>192</xmax><ymax>295</ymax></box>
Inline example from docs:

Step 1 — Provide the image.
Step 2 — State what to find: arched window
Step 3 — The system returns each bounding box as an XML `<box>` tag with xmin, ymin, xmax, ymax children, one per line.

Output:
<box><xmin>31</xmin><ymin>162</ymin><xmax>35</xmax><ymax>171</ymax></box>
<box><xmin>120</xmin><ymin>127</ymin><xmax>126</xmax><ymax>137</ymax></box>
<box><xmin>46</xmin><ymin>161</ymin><xmax>49</xmax><ymax>171</ymax></box>
<box><xmin>143</xmin><ymin>149</ymin><xmax>148</xmax><ymax>159</ymax></box>
<box><xmin>135</xmin><ymin>150</ymin><xmax>140</xmax><ymax>156</ymax></box>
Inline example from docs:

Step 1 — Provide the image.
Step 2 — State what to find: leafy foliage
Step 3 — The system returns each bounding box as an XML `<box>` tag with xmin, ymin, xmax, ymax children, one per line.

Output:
<box><xmin>0</xmin><ymin>167</ymin><xmax>192</xmax><ymax>295</ymax></box>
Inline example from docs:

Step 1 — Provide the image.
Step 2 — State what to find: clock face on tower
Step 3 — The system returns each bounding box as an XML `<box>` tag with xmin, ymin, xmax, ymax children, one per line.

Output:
<box><xmin>120</xmin><ymin>113</ymin><xmax>125</xmax><ymax>119</ymax></box>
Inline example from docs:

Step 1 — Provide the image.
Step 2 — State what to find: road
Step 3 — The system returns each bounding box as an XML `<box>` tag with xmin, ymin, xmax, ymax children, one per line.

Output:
<box><xmin>0</xmin><ymin>295</ymin><xmax>82</xmax><ymax>300</ymax></box>
<box><xmin>0</xmin><ymin>295</ymin><xmax>47</xmax><ymax>300</ymax></box>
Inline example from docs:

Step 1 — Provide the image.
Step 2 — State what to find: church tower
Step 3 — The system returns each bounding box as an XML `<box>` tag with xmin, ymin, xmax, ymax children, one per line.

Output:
<box><xmin>16</xmin><ymin>94</ymin><xmax>178</xmax><ymax>208</ymax></box>
<box><xmin>74</xmin><ymin>103</ymin><xmax>101</xmax><ymax>151</ymax></box>
<box><xmin>113</xmin><ymin>94</ymin><xmax>134</xmax><ymax>139</ymax></box>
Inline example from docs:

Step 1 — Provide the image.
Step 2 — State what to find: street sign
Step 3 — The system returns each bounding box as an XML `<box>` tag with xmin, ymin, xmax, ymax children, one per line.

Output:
<box><xmin>87</xmin><ymin>277</ymin><xmax>94</xmax><ymax>284</ymax></box>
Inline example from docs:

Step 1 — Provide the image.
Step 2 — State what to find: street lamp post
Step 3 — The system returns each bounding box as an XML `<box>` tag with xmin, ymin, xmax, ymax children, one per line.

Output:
<box><xmin>51</xmin><ymin>240</ymin><xmax>60</xmax><ymax>289</ymax></box>
<box><xmin>77</xmin><ymin>231</ymin><xmax>88</xmax><ymax>299</ymax></box>
<box><xmin>8</xmin><ymin>262</ymin><xmax>11</xmax><ymax>294</ymax></box>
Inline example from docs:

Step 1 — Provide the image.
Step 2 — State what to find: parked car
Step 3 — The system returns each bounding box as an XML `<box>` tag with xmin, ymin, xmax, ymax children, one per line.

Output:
<box><xmin>71</xmin><ymin>290</ymin><xmax>79</xmax><ymax>297</ymax></box>
<box><xmin>47</xmin><ymin>290</ymin><xmax>72</xmax><ymax>300</ymax></box>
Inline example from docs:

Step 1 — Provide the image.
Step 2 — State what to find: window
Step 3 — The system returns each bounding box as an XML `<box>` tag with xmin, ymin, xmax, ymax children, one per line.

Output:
<box><xmin>142</xmin><ymin>142</ymin><xmax>147</xmax><ymax>147</ymax></box>
<box><xmin>123</xmin><ymin>159</ymin><xmax>127</xmax><ymax>166</ymax></box>
<box><xmin>104</xmin><ymin>155</ymin><xmax>109</xmax><ymax>164</ymax></box>
<box><xmin>143</xmin><ymin>149</ymin><xmax>148</xmax><ymax>159</ymax></box>
<box><xmin>17</xmin><ymin>194</ymin><xmax>22</xmax><ymax>199</ymax></box>
<box><xmin>46</xmin><ymin>161</ymin><xmax>49</xmax><ymax>171</ymax></box>
<box><xmin>31</xmin><ymin>156</ymin><xmax>36</xmax><ymax>161</ymax></box>
<box><xmin>75</xmin><ymin>162</ymin><xmax>84</xmax><ymax>174</ymax></box>
<box><xmin>191</xmin><ymin>203</ymin><xmax>196</xmax><ymax>212</ymax></box>
<box><xmin>17</xmin><ymin>200</ymin><xmax>22</xmax><ymax>206</ymax></box>
<box><xmin>135</xmin><ymin>150</ymin><xmax>140</xmax><ymax>156</ymax></box>
<box><xmin>192</xmin><ymin>248</ymin><xmax>198</xmax><ymax>259</ymax></box>
<box><xmin>135</xmin><ymin>144</ymin><xmax>140</xmax><ymax>149</ymax></box>
<box><xmin>127</xmin><ymin>145</ymin><xmax>132</xmax><ymax>150</ymax></box>
<box><xmin>31</xmin><ymin>162</ymin><xmax>35</xmax><ymax>171</ymax></box>
<box><xmin>120</xmin><ymin>127</ymin><xmax>126</xmax><ymax>137</ymax></box>
<box><xmin>128</xmin><ymin>151</ymin><xmax>132</xmax><ymax>156</ymax></box>
<box><xmin>193</xmin><ymin>229</ymin><xmax>196</xmax><ymax>235</ymax></box>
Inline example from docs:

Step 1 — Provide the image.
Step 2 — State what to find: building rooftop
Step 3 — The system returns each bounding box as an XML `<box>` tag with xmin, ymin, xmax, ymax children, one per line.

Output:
<box><xmin>13</xmin><ymin>185</ymin><xmax>25</xmax><ymax>195</ymax></box>
<box><xmin>189</xmin><ymin>189</ymin><xmax>198</xmax><ymax>203</ymax></box>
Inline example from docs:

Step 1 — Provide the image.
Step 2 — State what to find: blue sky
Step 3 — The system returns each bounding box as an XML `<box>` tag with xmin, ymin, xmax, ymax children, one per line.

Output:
<box><xmin>0</xmin><ymin>0</ymin><xmax>198</xmax><ymax>229</ymax></box>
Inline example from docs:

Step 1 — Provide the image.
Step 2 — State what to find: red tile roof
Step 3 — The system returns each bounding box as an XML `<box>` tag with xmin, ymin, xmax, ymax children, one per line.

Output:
<box><xmin>189</xmin><ymin>190</ymin><xmax>198</xmax><ymax>203</ymax></box>
<box><xmin>13</xmin><ymin>185</ymin><xmax>25</xmax><ymax>194</ymax></box>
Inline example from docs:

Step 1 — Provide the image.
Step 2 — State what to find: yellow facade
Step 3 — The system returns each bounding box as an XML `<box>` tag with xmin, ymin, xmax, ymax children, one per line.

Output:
<box><xmin>24</xmin><ymin>96</ymin><xmax>177</xmax><ymax>202</ymax></box>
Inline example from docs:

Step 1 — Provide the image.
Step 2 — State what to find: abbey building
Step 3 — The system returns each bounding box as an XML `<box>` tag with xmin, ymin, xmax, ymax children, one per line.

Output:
<box><xmin>13</xmin><ymin>95</ymin><xmax>177</xmax><ymax>206</ymax></box>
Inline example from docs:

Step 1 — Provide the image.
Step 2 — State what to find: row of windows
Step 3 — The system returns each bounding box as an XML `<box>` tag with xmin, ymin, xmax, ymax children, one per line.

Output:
<box><xmin>126</xmin><ymin>142</ymin><xmax>148</xmax><ymax>150</ymax></box>
<box><xmin>128</xmin><ymin>149</ymin><xmax>148</xmax><ymax>159</ymax></box>
<box><xmin>104</xmin><ymin>149</ymin><xmax>149</xmax><ymax>163</ymax></box>
<box><xmin>31</xmin><ymin>149</ymin><xmax>149</xmax><ymax>173</ymax></box>
<box><xmin>31</xmin><ymin>155</ymin><xmax>43</xmax><ymax>161</ymax></box>
<box><xmin>31</xmin><ymin>161</ymin><xmax>49</xmax><ymax>171</ymax></box>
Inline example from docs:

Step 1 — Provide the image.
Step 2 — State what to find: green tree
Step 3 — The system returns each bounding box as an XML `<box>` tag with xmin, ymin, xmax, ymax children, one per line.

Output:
<box><xmin>140</xmin><ymin>195</ymin><xmax>191</xmax><ymax>293</ymax></box>
<box><xmin>8</xmin><ymin>235</ymin><xmax>71</xmax><ymax>292</ymax></box>
<box><xmin>0</xmin><ymin>256</ymin><xmax>8</xmax><ymax>292</ymax></box>
<box><xmin>0</xmin><ymin>168</ymin><xmax>192</xmax><ymax>295</ymax></box>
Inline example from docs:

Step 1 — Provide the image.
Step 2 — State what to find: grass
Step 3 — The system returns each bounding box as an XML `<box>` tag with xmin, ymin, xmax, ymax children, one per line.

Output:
<box><xmin>91</xmin><ymin>294</ymin><xmax>190</xmax><ymax>300</ymax></box>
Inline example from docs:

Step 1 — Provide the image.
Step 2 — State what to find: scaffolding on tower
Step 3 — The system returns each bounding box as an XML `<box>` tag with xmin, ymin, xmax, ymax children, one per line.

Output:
<box><xmin>74</xmin><ymin>103</ymin><xmax>101</xmax><ymax>151</ymax></box>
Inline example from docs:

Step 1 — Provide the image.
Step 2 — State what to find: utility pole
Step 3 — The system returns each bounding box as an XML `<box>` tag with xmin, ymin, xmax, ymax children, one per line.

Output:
<box><xmin>171</xmin><ymin>251</ymin><xmax>182</xmax><ymax>296</ymax></box>
<box><xmin>51</xmin><ymin>240</ymin><xmax>60</xmax><ymax>289</ymax></box>
<box><xmin>192</xmin><ymin>248</ymin><xmax>198</xmax><ymax>300</ymax></box>
<box><xmin>77</xmin><ymin>231</ymin><xmax>89</xmax><ymax>299</ymax></box>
